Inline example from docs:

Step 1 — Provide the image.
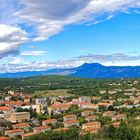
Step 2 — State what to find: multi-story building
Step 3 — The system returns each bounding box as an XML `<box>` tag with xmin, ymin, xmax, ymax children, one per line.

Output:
<box><xmin>33</xmin><ymin>126</ymin><xmax>51</xmax><ymax>133</ymax></box>
<box><xmin>7</xmin><ymin>112</ymin><xmax>30</xmax><ymax>123</ymax></box>
<box><xmin>5</xmin><ymin>129</ymin><xmax>24</xmax><ymax>138</ymax></box>
<box><xmin>42</xmin><ymin>119</ymin><xmax>57</xmax><ymax>126</ymax></box>
<box><xmin>112</xmin><ymin>114</ymin><xmax>127</xmax><ymax>121</ymax></box>
<box><xmin>63</xmin><ymin>114</ymin><xmax>77</xmax><ymax>122</ymax></box>
<box><xmin>64</xmin><ymin>120</ymin><xmax>79</xmax><ymax>128</ymax></box>
<box><xmin>81</xmin><ymin>110</ymin><xmax>94</xmax><ymax>117</ymax></box>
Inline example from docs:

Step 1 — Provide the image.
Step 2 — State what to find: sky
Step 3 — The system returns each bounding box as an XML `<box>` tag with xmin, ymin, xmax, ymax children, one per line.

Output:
<box><xmin>0</xmin><ymin>0</ymin><xmax>140</xmax><ymax>73</ymax></box>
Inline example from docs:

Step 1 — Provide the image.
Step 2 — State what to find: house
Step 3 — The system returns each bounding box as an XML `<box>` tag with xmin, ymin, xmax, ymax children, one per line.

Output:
<box><xmin>35</xmin><ymin>98</ymin><xmax>46</xmax><ymax>105</ymax></box>
<box><xmin>112</xmin><ymin>114</ymin><xmax>127</xmax><ymax>121</ymax></box>
<box><xmin>12</xmin><ymin>123</ymin><xmax>30</xmax><ymax>131</ymax></box>
<box><xmin>0</xmin><ymin>106</ymin><xmax>12</xmax><ymax>114</ymax></box>
<box><xmin>63</xmin><ymin>114</ymin><xmax>77</xmax><ymax>122</ymax></box>
<box><xmin>48</xmin><ymin>104</ymin><xmax>70</xmax><ymax>115</ymax></box>
<box><xmin>81</xmin><ymin>110</ymin><xmax>94</xmax><ymax>117</ymax></box>
<box><xmin>64</xmin><ymin>120</ymin><xmax>79</xmax><ymax>128</ymax></box>
<box><xmin>42</xmin><ymin>119</ymin><xmax>57</xmax><ymax>126</ymax></box>
<box><xmin>85</xmin><ymin>115</ymin><xmax>97</xmax><ymax>122</ymax></box>
<box><xmin>5</xmin><ymin>129</ymin><xmax>24</xmax><ymax>138</ymax></box>
<box><xmin>103</xmin><ymin>111</ymin><xmax>116</xmax><ymax>117</ymax></box>
<box><xmin>0</xmin><ymin>101</ymin><xmax>23</xmax><ymax>107</ymax></box>
<box><xmin>7</xmin><ymin>112</ymin><xmax>30</xmax><ymax>123</ymax></box>
<box><xmin>82</xmin><ymin>122</ymin><xmax>101</xmax><ymax>132</ymax></box>
<box><xmin>33</xmin><ymin>126</ymin><xmax>51</xmax><ymax>133</ymax></box>
<box><xmin>112</xmin><ymin>122</ymin><xmax>121</xmax><ymax>127</ymax></box>
<box><xmin>21</xmin><ymin>132</ymin><xmax>39</xmax><ymax>139</ymax></box>
<box><xmin>78</xmin><ymin>96</ymin><xmax>92</xmax><ymax>103</ymax></box>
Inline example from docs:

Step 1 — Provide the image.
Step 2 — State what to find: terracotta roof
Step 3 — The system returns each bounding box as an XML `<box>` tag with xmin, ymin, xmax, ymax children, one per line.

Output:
<box><xmin>85</xmin><ymin>115</ymin><xmax>97</xmax><ymax>119</ymax></box>
<box><xmin>22</xmin><ymin>132</ymin><xmax>39</xmax><ymax>137</ymax></box>
<box><xmin>0</xmin><ymin>106</ymin><xmax>12</xmax><ymax>111</ymax></box>
<box><xmin>113</xmin><ymin>114</ymin><xmax>126</xmax><ymax>119</ymax></box>
<box><xmin>49</xmin><ymin>104</ymin><xmax>70</xmax><ymax>109</ymax></box>
<box><xmin>34</xmin><ymin>126</ymin><xmax>51</xmax><ymax>130</ymax></box>
<box><xmin>83</xmin><ymin>122</ymin><xmax>100</xmax><ymax>126</ymax></box>
<box><xmin>5</xmin><ymin>129</ymin><xmax>23</xmax><ymax>133</ymax></box>
<box><xmin>13</xmin><ymin>123</ymin><xmax>29</xmax><ymax>127</ymax></box>
<box><xmin>42</xmin><ymin>119</ymin><xmax>57</xmax><ymax>123</ymax></box>
<box><xmin>64</xmin><ymin>120</ymin><xmax>79</xmax><ymax>124</ymax></box>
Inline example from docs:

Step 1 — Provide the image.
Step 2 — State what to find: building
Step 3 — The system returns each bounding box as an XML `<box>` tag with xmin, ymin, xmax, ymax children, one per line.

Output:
<box><xmin>112</xmin><ymin>114</ymin><xmax>127</xmax><ymax>121</ymax></box>
<box><xmin>12</xmin><ymin>123</ymin><xmax>30</xmax><ymax>131</ymax></box>
<box><xmin>64</xmin><ymin>120</ymin><xmax>79</xmax><ymax>128</ymax></box>
<box><xmin>82</xmin><ymin>122</ymin><xmax>101</xmax><ymax>133</ymax></box>
<box><xmin>48</xmin><ymin>104</ymin><xmax>70</xmax><ymax>115</ymax></box>
<box><xmin>35</xmin><ymin>98</ymin><xmax>46</xmax><ymax>105</ymax></box>
<box><xmin>81</xmin><ymin>110</ymin><xmax>94</xmax><ymax>117</ymax></box>
<box><xmin>85</xmin><ymin>115</ymin><xmax>97</xmax><ymax>122</ymax></box>
<box><xmin>78</xmin><ymin>96</ymin><xmax>92</xmax><ymax>103</ymax></box>
<box><xmin>63</xmin><ymin>114</ymin><xmax>77</xmax><ymax>122</ymax></box>
<box><xmin>103</xmin><ymin>111</ymin><xmax>116</xmax><ymax>117</ymax></box>
<box><xmin>7</xmin><ymin>112</ymin><xmax>30</xmax><ymax>123</ymax></box>
<box><xmin>42</xmin><ymin>119</ymin><xmax>57</xmax><ymax>126</ymax></box>
<box><xmin>33</xmin><ymin>126</ymin><xmax>51</xmax><ymax>133</ymax></box>
<box><xmin>21</xmin><ymin>132</ymin><xmax>38</xmax><ymax>139</ymax></box>
<box><xmin>36</xmin><ymin>104</ymin><xmax>43</xmax><ymax>114</ymax></box>
<box><xmin>5</xmin><ymin>129</ymin><xmax>24</xmax><ymax>138</ymax></box>
<box><xmin>0</xmin><ymin>106</ymin><xmax>12</xmax><ymax>113</ymax></box>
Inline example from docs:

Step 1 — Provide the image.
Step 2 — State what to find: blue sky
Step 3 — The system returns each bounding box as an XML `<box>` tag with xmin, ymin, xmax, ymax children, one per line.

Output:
<box><xmin>0</xmin><ymin>0</ymin><xmax>140</xmax><ymax>72</ymax></box>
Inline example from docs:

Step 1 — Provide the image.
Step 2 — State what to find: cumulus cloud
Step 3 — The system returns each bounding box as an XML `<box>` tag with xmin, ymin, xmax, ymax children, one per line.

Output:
<box><xmin>15</xmin><ymin>0</ymin><xmax>140</xmax><ymax>41</ymax></box>
<box><xmin>0</xmin><ymin>24</ymin><xmax>28</xmax><ymax>58</ymax></box>
<box><xmin>0</xmin><ymin>0</ymin><xmax>140</xmax><ymax>59</ymax></box>
<box><xmin>0</xmin><ymin>53</ymin><xmax>140</xmax><ymax>73</ymax></box>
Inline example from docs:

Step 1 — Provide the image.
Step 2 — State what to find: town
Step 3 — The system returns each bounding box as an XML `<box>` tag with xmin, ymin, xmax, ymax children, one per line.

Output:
<box><xmin>0</xmin><ymin>77</ymin><xmax>140</xmax><ymax>140</ymax></box>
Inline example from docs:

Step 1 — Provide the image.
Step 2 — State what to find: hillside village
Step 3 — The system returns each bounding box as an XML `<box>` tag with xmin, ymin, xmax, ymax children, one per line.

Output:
<box><xmin>0</xmin><ymin>78</ymin><xmax>140</xmax><ymax>140</ymax></box>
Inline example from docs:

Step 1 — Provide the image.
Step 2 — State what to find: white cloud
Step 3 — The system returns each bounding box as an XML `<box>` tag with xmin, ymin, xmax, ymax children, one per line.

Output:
<box><xmin>14</xmin><ymin>0</ymin><xmax>140</xmax><ymax>41</ymax></box>
<box><xmin>0</xmin><ymin>53</ymin><xmax>140</xmax><ymax>73</ymax></box>
<box><xmin>21</xmin><ymin>50</ymin><xmax>46</xmax><ymax>56</ymax></box>
<box><xmin>0</xmin><ymin>24</ymin><xmax>28</xmax><ymax>58</ymax></box>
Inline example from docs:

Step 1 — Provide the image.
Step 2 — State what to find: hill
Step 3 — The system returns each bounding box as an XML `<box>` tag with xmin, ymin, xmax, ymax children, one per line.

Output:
<box><xmin>0</xmin><ymin>63</ymin><xmax>140</xmax><ymax>78</ymax></box>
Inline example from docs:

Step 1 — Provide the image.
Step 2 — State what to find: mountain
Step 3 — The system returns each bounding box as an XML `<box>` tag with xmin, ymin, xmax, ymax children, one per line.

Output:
<box><xmin>0</xmin><ymin>63</ymin><xmax>140</xmax><ymax>78</ymax></box>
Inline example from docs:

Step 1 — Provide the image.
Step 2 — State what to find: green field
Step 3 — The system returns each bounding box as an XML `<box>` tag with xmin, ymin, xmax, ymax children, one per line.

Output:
<box><xmin>34</xmin><ymin>89</ymin><xmax>74</xmax><ymax>97</ymax></box>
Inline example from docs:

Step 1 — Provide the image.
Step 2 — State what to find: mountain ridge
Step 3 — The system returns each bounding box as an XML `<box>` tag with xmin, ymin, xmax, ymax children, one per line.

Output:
<box><xmin>0</xmin><ymin>63</ymin><xmax>140</xmax><ymax>78</ymax></box>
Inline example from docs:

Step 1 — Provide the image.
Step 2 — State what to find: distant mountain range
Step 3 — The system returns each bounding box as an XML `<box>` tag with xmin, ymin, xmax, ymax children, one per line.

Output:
<box><xmin>0</xmin><ymin>63</ymin><xmax>140</xmax><ymax>78</ymax></box>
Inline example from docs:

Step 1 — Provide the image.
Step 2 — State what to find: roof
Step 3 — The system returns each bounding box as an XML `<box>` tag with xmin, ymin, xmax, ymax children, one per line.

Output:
<box><xmin>13</xmin><ymin>123</ymin><xmax>29</xmax><ymax>127</ymax></box>
<box><xmin>85</xmin><ymin>115</ymin><xmax>97</xmax><ymax>119</ymax></box>
<box><xmin>22</xmin><ymin>132</ymin><xmax>39</xmax><ymax>137</ymax></box>
<box><xmin>83</xmin><ymin>122</ymin><xmax>100</xmax><ymax>126</ymax></box>
<box><xmin>49</xmin><ymin>104</ymin><xmax>70</xmax><ymax>109</ymax></box>
<box><xmin>42</xmin><ymin>119</ymin><xmax>57</xmax><ymax>123</ymax></box>
<box><xmin>0</xmin><ymin>106</ymin><xmax>12</xmax><ymax>111</ymax></box>
<box><xmin>5</xmin><ymin>129</ymin><xmax>23</xmax><ymax>133</ymax></box>
<box><xmin>34</xmin><ymin>126</ymin><xmax>51</xmax><ymax>130</ymax></box>
<box><xmin>63</xmin><ymin>114</ymin><xmax>76</xmax><ymax>118</ymax></box>
<box><xmin>64</xmin><ymin>120</ymin><xmax>79</xmax><ymax>124</ymax></box>
<box><xmin>113</xmin><ymin>114</ymin><xmax>126</xmax><ymax>119</ymax></box>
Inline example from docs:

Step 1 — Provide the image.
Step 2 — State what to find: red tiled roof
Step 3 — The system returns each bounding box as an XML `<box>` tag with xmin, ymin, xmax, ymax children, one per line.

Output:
<box><xmin>5</xmin><ymin>129</ymin><xmax>23</xmax><ymax>133</ymax></box>
<box><xmin>42</xmin><ymin>119</ymin><xmax>57</xmax><ymax>123</ymax></box>
<box><xmin>0</xmin><ymin>137</ymin><xmax>10</xmax><ymax>140</ymax></box>
<box><xmin>0</xmin><ymin>106</ymin><xmax>12</xmax><ymax>111</ymax></box>
<box><xmin>34</xmin><ymin>126</ymin><xmax>51</xmax><ymax>130</ymax></box>
<box><xmin>64</xmin><ymin>120</ymin><xmax>79</xmax><ymax>124</ymax></box>
<box><xmin>13</xmin><ymin>123</ymin><xmax>29</xmax><ymax>127</ymax></box>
